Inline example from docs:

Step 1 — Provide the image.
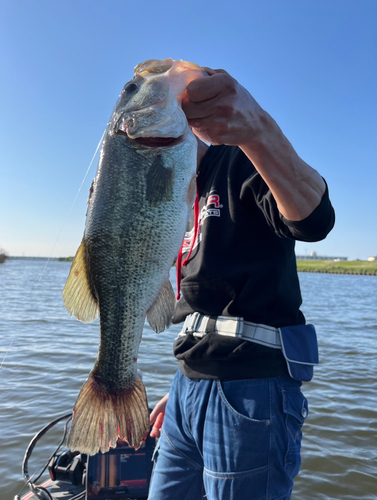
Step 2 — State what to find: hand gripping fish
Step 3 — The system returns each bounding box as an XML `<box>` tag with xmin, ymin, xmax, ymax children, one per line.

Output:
<box><xmin>63</xmin><ymin>59</ymin><xmax>206</xmax><ymax>455</ymax></box>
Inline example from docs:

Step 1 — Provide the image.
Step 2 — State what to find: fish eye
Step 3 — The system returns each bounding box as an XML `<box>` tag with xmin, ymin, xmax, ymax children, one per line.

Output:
<box><xmin>123</xmin><ymin>82</ymin><xmax>138</xmax><ymax>93</ymax></box>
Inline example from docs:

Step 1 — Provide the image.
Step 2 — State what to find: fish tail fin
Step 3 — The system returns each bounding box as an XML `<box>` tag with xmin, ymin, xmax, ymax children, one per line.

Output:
<box><xmin>67</xmin><ymin>372</ymin><xmax>150</xmax><ymax>455</ymax></box>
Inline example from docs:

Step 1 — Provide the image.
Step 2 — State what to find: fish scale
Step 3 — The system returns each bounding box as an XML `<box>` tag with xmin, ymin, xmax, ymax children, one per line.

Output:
<box><xmin>63</xmin><ymin>58</ymin><xmax>206</xmax><ymax>455</ymax></box>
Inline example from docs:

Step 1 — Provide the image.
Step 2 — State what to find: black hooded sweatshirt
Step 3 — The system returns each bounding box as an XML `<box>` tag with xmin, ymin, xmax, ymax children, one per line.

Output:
<box><xmin>172</xmin><ymin>145</ymin><xmax>335</xmax><ymax>380</ymax></box>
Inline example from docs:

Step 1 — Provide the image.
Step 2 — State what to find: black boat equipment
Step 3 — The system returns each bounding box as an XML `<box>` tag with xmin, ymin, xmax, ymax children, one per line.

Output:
<box><xmin>16</xmin><ymin>412</ymin><xmax>156</xmax><ymax>500</ymax></box>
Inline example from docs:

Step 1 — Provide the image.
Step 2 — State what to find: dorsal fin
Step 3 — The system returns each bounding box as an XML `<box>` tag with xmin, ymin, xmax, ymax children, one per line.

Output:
<box><xmin>63</xmin><ymin>238</ymin><xmax>99</xmax><ymax>323</ymax></box>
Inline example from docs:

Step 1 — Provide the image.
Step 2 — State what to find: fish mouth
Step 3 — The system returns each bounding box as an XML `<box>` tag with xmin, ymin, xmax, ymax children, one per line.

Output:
<box><xmin>116</xmin><ymin>130</ymin><xmax>183</xmax><ymax>148</ymax></box>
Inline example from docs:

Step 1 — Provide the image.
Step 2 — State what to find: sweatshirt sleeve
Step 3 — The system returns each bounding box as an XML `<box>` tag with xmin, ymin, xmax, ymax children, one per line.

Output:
<box><xmin>239</xmin><ymin>150</ymin><xmax>335</xmax><ymax>242</ymax></box>
<box><xmin>278</xmin><ymin>183</ymin><xmax>335</xmax><ymax>242</ymax></box>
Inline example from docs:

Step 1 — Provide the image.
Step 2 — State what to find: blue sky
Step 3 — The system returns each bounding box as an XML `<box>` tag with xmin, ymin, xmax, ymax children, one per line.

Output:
<box><xmin>0</xmin><ymin>0</ymin><xmax>376</xmax><ymax>260</ymax></box>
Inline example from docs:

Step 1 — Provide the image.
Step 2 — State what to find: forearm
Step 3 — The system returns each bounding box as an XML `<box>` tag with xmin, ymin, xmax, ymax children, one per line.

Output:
<box><xmin>239</xmin><ymin>111</ymin><xmax>326</xmax><ymax>221</ymax></box>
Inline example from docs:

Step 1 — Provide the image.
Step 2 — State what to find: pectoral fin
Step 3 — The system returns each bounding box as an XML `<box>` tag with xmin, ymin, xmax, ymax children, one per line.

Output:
<box><xmin>63</xmin><ymin>238</ymin><xmax>99</xmax><ymax>323</ymax></box>
<box><xmin>147</xmin><ymin>279</ymin><xmax>175</xmax><ymax>333</ymax></box>
<box><xmin>145</xmin><ymin>154</ymin><xmax>174</xmax><ymax>206</ymax></box>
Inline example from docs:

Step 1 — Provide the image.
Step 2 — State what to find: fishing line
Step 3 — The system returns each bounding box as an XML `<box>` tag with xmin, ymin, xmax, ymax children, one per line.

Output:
<box><xmin>41</xmin><ymin>128</ymin><xmax>106</xmax><ymax>267</ymax></box>
<box><xmin>0</xmin><ymin>130</ymin><xmax>106</xmax><ymax>370</ymax></box>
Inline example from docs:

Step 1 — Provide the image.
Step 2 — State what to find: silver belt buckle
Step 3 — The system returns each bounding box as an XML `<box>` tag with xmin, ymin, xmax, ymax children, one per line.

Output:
<box><xmin>182</xmin><ymin>312</ymin><xmax>201</xmax><ymax>334</ymax></box>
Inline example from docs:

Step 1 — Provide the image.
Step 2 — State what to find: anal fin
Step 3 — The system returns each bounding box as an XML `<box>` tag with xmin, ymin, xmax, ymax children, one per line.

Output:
<box><xmin>147</xmin><ymin>279</ymin><xmax>175</xmax><ymax>333</ymax></box>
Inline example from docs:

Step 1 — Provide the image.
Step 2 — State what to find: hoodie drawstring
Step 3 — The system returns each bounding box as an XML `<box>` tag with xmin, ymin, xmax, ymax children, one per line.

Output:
<box><xmin>176</xmin><ymin>179</ymin><xmax>200</xmax><ymax>300</ymax></box>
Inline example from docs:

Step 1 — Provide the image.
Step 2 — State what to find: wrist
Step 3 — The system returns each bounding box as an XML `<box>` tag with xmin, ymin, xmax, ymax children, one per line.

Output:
<box><xmin>238</xmin><ymin>109</ymin><xmax>282</xmax><ymax>155</ymax></box>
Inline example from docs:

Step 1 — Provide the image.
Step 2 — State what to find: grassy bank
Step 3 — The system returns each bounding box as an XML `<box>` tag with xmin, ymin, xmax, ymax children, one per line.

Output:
<box><xmin>296</xmin><ymin>260</ymin><xmax>377</xmax><ymax>276</ymax></box>
<box><xmin>58</xmin><ymin>257</ymin><xmax>377</xmax><ymax>276</ymax></box>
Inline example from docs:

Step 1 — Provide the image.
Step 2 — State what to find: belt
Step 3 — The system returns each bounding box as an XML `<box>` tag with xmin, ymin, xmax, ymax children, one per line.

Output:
<box><xmin>178</xmin><ymin>312</ymin><xmax>319</xmax><ymax>382</ymax></box>
<box><xmin>178</xmin><ymin>312</ymin><xmax>282</xmax><ymax>349</ymax></box>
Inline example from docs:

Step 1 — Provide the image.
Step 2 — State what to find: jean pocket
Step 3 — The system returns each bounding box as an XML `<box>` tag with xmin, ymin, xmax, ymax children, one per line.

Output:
<box><xmin>203</xmin><ymin>380</ymin><xmax>271</xmax><ymax>476</ymax></box>
<box><xmin>281</xmin><ymin>387</ymin><xmax>308</xmax><ymax>466</ymax></box>
<box><xmin>217</xmin><ymin>379</ymin><xmax>271</xmax><ymax>424</ymax></box>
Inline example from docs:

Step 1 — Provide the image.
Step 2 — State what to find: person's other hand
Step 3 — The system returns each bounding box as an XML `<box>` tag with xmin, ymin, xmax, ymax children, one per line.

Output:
<box><xmin>150</xmin><ymin>393</ymin><xmax>169</xmax><ymax>438</ymax></box>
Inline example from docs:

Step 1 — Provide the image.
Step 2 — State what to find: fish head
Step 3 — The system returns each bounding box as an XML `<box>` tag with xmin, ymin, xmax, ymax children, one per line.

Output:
<box><xmin>112</xmin><ymin>58</ymin><xmax>207</xmax><ymax>142</ymax></box>
<box><xmin>133</xmin><ymin>58</ymin><xmax>206</xmax><ymax>103</ymax></box>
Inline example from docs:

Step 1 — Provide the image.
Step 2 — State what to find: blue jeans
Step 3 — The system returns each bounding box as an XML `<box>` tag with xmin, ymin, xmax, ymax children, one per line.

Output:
<box><xmin>148</xmin><ymin>370</ymin><xmax>308</xmax><ymax>500</ymax></box>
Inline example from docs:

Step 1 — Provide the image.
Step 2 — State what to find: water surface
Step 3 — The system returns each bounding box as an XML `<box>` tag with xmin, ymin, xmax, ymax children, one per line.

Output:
<box><xmin>0</xmin><ymin>260</ymin><xmax>376</xmax><ymax>499</ymax></box>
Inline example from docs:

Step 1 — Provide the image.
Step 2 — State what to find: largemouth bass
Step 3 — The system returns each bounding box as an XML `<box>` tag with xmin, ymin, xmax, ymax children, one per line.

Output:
<box><xmin>63</xmin><ymin>58</ymin><xmax>206</xmax><ymax>455</ymax></box>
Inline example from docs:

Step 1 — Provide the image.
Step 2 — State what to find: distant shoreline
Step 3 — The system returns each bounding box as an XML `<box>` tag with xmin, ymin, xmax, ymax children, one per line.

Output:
<box><xmin>58</xmin><ymin>258</ymin><xmax>377</xmax><ymax>275</ymax></box>
<box><xmin>296</xmin><ymin>260</ymin><xmax>377</xmax><ymax>276</ymax></box>
<box><xmin>4</xmin><ymin>257</ymin><xmax>377</xmax><ymax>276</ymax></box>
<box><xmin>4</xmin><ymin>256</ymin><xmax>61</xmax><ymax>262</ymax></box>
